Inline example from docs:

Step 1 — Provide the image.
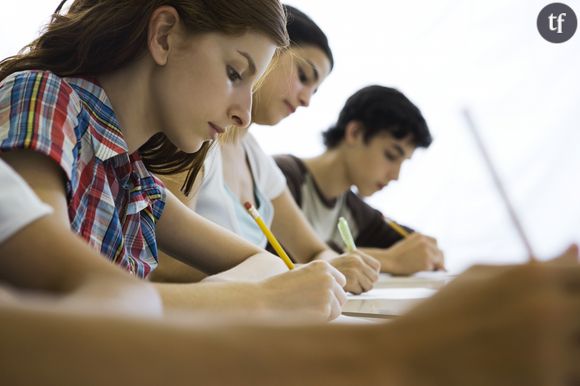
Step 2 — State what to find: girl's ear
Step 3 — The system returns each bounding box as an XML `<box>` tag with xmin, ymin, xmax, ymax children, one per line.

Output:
<box><xmin>344</xmin><ymin>121</ymin><xmax>364</xmax><ymax>146</ymax></box>
<box><xmin>147</xmin><ymin>6</ymin><xmax>180</xmax><ymax>66</ymax></box>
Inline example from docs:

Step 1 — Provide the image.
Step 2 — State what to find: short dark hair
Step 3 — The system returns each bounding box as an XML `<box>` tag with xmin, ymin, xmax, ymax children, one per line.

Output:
<box><xmin>322</xmin><ymin>85</ymin><xmax>432</xmax><ymax>149</ymax></box>
<box><xmin>285</xmin><ymin>5</ymin><xmax>334</xmax><ymax>70</ymax></box>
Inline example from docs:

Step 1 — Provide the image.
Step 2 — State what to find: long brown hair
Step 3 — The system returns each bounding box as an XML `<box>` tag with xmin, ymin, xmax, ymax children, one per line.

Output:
<box><xmin>0</xmin><ymin>0</ymin><xmax>289</xmax><ymax>195</ymax></box>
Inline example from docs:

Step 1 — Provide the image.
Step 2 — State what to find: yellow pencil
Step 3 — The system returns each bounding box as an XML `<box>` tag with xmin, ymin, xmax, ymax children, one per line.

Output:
<box><xmin>244</xmin><ymin>201</ymin><xmax>295</xmax><ymax>270</ymax></box>
<box><xmin>385</xmin><ymin>218</ymin><xmax>410</xmax><ymax>238</ymax></box>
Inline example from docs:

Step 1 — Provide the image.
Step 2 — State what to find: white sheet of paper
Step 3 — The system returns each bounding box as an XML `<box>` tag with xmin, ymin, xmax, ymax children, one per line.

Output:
<box><xmin>344</xmin><ymin>287</ymin><xmax>436</xmax><ymax>316</ymax></box>
<box><xmin>347</xmin><ymin>288</ymin><xmax>436</xmax><ymax>300</ymax></box>
<box><xmin>375</xmin><ymin>271</ymin><xmax>456</xmax><ymax>289</ymax></box>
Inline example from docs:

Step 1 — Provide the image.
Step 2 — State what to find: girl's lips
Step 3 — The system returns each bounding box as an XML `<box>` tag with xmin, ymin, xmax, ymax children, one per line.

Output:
<box><xmin>284</xmin><ymin>100</ymin><xmax>296</xmax><ymax>114</ymax></box>
<box><xmin>209</xmin><ymin>122</ymin><xmax>225</xmax><ymax>134</ymax></box>
<box><xmin>208</xmin><ymin>122</ymin><xmax>226</xmax><ymax>140</ymax></box>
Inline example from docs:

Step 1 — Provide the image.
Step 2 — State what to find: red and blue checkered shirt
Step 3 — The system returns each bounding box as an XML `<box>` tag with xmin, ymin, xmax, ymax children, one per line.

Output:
<box><xmin>0</xmin><ymin>70</ymin><xmax>166</xmax><ymax>278</ymax></box>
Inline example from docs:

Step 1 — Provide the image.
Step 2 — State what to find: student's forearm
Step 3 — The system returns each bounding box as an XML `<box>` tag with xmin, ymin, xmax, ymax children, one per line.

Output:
<box><xmin>289</xmin><ymin>245</ymin><xmax>331</xmax><ymax>264</ymax></box>
<box><xmin>156</xmin><ymin>217</ymin><xmax>264</xmax><ymax>274</ymax></box>
<box><xmin>0</xmin><ymin>304</ymin><xmax>406</xmax><ymax>386</ymax></box>
<box><xmin>359</xmin><ymin>237</ymin><xmax>445</xmax><ymax>274</ymax></box>
<box><xmin>359</xmin><ymin>245</ymin><xmax>427</xmax><ymax>274</ymax></box>
<box><xmin>61</xmin><ymin>277</ymin><xmax>163</xmax><ymax>317</ymax></box>
<box><xmin>152</xmin><ymin>249</ymin><xmax>288</xmax><ymax>284</ymax></box>
<box><xmin>155</xmin><ymin>281</ymin><xmax>264</xmax><ymax>313</ymax></box>
<box><xmin>0</xmin><ymin>215</ymin><xmax>163</xmax><ymax>316</ymax></box>
<box><xmin>149</xmin><ymin>250</ymin><xmax>208</xmax><ymax>283</ymax></box>
<box><xmin>0</xmin><ymin>215</ymin><xmax>138</xmax><ymax>292</ymax></box>
<box><xmin>357</xmin><ymin>247</ymin><xmax>393</xmax><ymax>270</ymax></box>
<box><xmin>155</xmin><ymin>261</ymin><xmax>348</xmax><ymax>321</ymax></box>
<box><xmin>312</xmin><ymin>248</ymin><xmax>340</xmax><ymax>262</ymax></box>
<box><xmin>156</xmin><ymin>192</ymin><xmax>269</xmax><ymax>274</ymax></box>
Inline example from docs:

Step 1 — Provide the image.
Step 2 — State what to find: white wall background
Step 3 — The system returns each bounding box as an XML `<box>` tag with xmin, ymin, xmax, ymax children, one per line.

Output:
<box><xmin>2</xmin><ymin>1</ymin><xmax>579</xmax><ymax>272</ymax></box>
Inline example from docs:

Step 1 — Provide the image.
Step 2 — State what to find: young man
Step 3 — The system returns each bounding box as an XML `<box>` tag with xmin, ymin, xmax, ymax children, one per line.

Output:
<box><xmin>276</xmin><ymin>85</ymin><xmax>445</xmax><ymax>275</ymax></box>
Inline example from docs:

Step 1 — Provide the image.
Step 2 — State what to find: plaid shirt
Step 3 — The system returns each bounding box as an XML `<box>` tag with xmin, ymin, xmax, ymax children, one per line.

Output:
<box><xmin>0</xmin><ymin>70</ymin><xmax>166</xmax><ymax>278</ymax></box>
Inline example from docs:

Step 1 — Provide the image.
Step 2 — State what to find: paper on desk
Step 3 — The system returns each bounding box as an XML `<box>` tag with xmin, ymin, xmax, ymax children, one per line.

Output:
<box><xmin>348</xmin><ymin>288</ymin><xmax>436</xmax><ymax>300</ymax></box>
<box><xmin>343</xmin><ymin>287</ymin><xmax>436</xmax><ymax>317</ymax></box>
<box><xmin>375</xmin><ymin>271</ymin><xmax>456</xmax><ymax>289</ymax></box>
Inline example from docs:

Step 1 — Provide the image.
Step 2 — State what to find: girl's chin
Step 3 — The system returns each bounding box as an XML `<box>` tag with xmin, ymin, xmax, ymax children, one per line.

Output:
<box><xmin>253</xmin><ymin>112</ymin><xmax>284</xmax><ymax>127</ymax></box>
<box><xmin>358</xmin><ymin>188</ymin><xmax>377</xmax><ymax>197</ymax></box>
<box><xmin>177</xmin><ymin>139</ymin><xmax>205</xmax><ymax>154</ymax></box>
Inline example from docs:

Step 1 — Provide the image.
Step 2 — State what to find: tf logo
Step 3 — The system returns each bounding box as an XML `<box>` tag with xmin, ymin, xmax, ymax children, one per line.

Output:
<box><xmin>537</xmin><ymin>3</ymin><xmax>577</xmax><ymax>43</ymax></box>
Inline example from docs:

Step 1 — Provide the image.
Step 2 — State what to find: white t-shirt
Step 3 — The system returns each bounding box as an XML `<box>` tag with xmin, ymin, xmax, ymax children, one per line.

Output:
<box><xmin>195</xmin><ymin>133</ymin><xmax>286</xmax><ymax>248</ymax></box>
<box><xmin>0</xmin><ymin>159</ymin><xmax>53</xmax><ymax>243</ymax></box>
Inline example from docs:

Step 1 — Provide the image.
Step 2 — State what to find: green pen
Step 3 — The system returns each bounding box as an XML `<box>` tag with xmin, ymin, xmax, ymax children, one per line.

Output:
<box><xmin>337</xmin><ymin>217</ymin><xmax>356</xmax><ymax>253</ymax></box>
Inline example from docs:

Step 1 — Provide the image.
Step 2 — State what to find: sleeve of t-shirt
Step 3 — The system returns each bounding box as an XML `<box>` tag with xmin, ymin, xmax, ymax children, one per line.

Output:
<box><xmin>0</xmin><ymin>70</ymin><xmax>81</xmax><ymax>182</ymax></box>
<box><xmin>346</xmin><ymin>192</ymin><xmax>414</xmax><ymax>249</ymax></box>
<box><xmin>243</xmin><ymin>133</ymin><xmax>286</xmax><ymax>200</ymax></box>
<box><xmin>273</xmin><ymin>154</ymin><xmax>304</xmax><ymax>206</ymax></box>
<box><xmin>0</xmin><ymin>160</ymin><xmax>53</xmax><ymax>243</ymax></box>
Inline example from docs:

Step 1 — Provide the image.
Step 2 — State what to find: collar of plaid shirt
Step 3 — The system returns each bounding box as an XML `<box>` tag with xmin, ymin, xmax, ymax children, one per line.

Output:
<box><xmin>70</xmin><ymin>76</ymin><xmax>163</xmax><ymax>206</ymax></box>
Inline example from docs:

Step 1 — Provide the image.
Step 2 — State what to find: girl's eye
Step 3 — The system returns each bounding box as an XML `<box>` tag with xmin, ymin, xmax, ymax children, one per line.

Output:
<box><xmin>384</xmin><ymin>152</ymin><xmax>397</xmax><ymax>162</ymax></box>
<box><xmin>297</xmin><ymin>67</ymin><xmax>308</xmax><ymax>84</ymax></box>
<box><xmin>227</xmin><ymin>66</ymin><xmax>242</xmax><ymax>82</ymax></box>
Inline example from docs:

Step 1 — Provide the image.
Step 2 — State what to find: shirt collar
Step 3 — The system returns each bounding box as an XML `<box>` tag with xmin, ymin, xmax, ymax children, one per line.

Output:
<box><xmin>66</xmin><ymin>76</ymin><xmax>129</xmax><ymax>161</ymax></box>
<box><xmin>65</xmin><ymin>76</ymin><xmax>165</xmax><ymax>208</ymax></box>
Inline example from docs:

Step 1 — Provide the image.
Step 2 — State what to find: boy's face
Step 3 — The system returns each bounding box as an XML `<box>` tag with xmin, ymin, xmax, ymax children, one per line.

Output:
<box><xmin>345</xmin><ymin>131</ymin><xmax>416</xmax><ymax>197</ymax></box>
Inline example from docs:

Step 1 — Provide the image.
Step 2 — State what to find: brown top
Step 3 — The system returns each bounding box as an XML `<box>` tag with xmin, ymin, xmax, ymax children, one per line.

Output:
<box><xmin>274</xmin><ymin>154</ymin><xmax>412</xmax><ymax>252</ymax></box>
